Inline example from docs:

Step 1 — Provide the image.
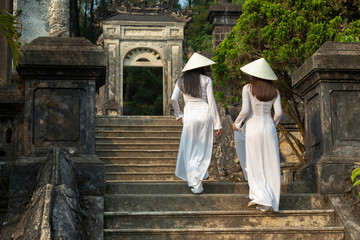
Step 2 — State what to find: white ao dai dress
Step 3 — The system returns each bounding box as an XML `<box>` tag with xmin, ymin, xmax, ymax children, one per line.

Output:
<box><xmin>234</xmin><ymin>84</ymin><xmax>282</xmax><ymax>211</ymax></box>
<box><xmin>171</xmin><ymin>75</ymin><xmax>222</xmax><ymax>191</ymax></box>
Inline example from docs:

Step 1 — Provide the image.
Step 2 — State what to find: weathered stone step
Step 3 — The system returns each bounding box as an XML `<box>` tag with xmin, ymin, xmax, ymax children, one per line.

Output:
<box><xmin>99</xmin><ymin>157</ymin><xmax>178</xmax><ymax>165</ymax></box>
<box><xmin>105</xmin><ymin>172</ymin><xmax>216</xmax><ymax>182</ymax></box>
<box><xmin>96</xmin><ymin>116</ymin><xmax>181</xmax><ymax>126</ymax></box>
<box><xmin>96</xmin><ymin>143</ymin><xmax>179</xmax><ymax>151</ymax></box>
<box><xmin>95</xmin><ymin>137</ymin><xmax>180</xmax><ymax>144</ymax></box>
<box><xmin>96</xmin><ymin>149</ymin><xmax>178</xmax><ymax>158</ymax></box>
<box><xmin>96</xmin><ymin>130</ymin><xmax>182</xmax><ymax>138</ymax></box>
<box><xmin>104</xmin><ymin>209</ymin><xmax>336</xmax><ymax>229</ymax></box>
<box><xmin>105</xmin><ymin>182</ymin><xmax>313</xmax><ymax>194</ymax></box>
<box><xmin>105</xmin><ymin>164</ymin><xmax>215</xmax><ymax>173</ymax></box>
<box><xmin>105</xmin><ymin>164</ymin><xmax>177</xmax><ymax>172</ymax></box>
<box><xmin>96</xmin><ymin>125</ymin><xmax>182</xmax><ymax>132</ymax></box>
<box><xmin>104</xmin><ymin>194</ymin><xmax>329</xmax><ymax>212</ymax></box>
<box><xmin>104</xmin><ymin>226</ymin><xmax>345</xmax><ymax>240</ymax></box>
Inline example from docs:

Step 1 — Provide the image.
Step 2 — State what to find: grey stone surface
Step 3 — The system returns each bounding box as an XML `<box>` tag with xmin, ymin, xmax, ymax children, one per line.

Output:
<box><xmin>16</xmin><ymin>0</ymin><xmax>51</xmax><ymax>43</ymax></box>
<box><xmin>49</xmin><ymin>0</ymin><xmax>70</xmax><ymax>37</ymax></box>
<box><xmin>18</xmin><ymin>37</ymin><xmax>106</xmax><ymax>156</ymax></box>
<box><xmin>1</xmin><ymin>147</ymin><xmax>105</xmax><ymax>240</ymax></box>
<box><xmin>292</xmin><ymin>41</ymin><xmax>360</xmax><ymax>194</ymax></box>
<box><xmin>329</xmin><ymin>195</ymin><xmax>360</xmax><ymax>240</ymax></box>
<box><xmin>212</xmin><ymin>105</ymin><xmax>244</xmax><ymax>181</ymax></box>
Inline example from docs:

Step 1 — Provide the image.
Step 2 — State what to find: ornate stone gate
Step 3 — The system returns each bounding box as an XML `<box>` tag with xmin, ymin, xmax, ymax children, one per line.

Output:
<box><xmin>97</xmin><ymin>2</ymin><xmax>190</xmax><ymax>116</ymax></box>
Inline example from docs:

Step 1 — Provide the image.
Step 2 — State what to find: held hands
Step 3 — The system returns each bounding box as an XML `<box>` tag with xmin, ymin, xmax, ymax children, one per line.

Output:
<box><xmin>177</xmin><ymin>118</ymin><xmax>183</xmax><ymax>123</ymax></box>
<box><xmin>215</xmin><ymin>129</ymin><xmax>222</xmax><ymax>136</ymax></box>
<box><xmin>233</xmin><ymin>123</ymin><xmax>239</xmax><ymax>131</ymax></box>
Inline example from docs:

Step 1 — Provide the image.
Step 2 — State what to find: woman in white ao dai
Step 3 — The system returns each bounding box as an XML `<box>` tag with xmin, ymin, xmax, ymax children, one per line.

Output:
<box><xmin>171</xmin><ymin>53</ymin><xmax>222</xmax><ymax>194</ymax></box>
<box><xmin>233</xmin><ymin>58</ymin><xmax>283</xmax><ymax>212</ymax></box>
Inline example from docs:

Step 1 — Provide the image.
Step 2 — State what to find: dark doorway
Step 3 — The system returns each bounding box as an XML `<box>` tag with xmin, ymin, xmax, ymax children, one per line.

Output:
<box><xmin>123</xmin><ymin>67</ymin><xmax>163</xmax><ymax>115</ymax></box>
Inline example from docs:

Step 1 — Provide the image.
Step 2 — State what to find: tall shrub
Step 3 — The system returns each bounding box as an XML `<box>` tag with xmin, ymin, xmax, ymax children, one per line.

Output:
<box><xmin>212</xmin><ymin>0</ymin><xmax>360</xmax><ymax>162</ymax></box>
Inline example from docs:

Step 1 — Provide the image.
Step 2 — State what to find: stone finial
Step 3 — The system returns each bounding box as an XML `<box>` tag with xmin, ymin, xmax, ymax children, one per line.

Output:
<box><xmin>49</xmin><ymin>0</ymin><xmax>70</xmax><ymax>37</ymax></box>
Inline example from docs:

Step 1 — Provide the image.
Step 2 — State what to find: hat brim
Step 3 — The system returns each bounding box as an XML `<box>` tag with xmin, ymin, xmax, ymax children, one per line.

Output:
<box><xmin>240</xmin><ymin>58</ymin><xmax>278</xmax><ymax>81</ymax></box>
<box><xmin>182</xmin><ymin>53</ymin><xmax>216</xmax><ymax>72</ymax></box>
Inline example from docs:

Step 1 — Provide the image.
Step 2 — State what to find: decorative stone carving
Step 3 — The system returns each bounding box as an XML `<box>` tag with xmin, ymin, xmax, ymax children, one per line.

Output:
<box><xmin>112</xmin><ymin>0</ymin><xmax>174</xmax><ymax>15</ymax></box>
<box><xmin>49</xmin><ymin>0</ymin><xmax>70</xmax><ymax>37</ymax></box>
<box><xmin>124</xmin><ymin>48</ymin><xmax>162</xmax><ymax>67</ymax></box>
<box><xmin>17</xmin><ymin>0</ymin><xmax>51</xmax><ymax>43</ymax></box>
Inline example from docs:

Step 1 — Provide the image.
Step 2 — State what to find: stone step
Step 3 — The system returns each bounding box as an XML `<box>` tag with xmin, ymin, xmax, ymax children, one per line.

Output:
<box><xmin>99</xmin><ymin>157</ymin><xmax>178</xmax><ymax>165</ymax></box>
<box><xmin>96</xmin><ymin>116</ymin><xmax>181</xmax><ymax>126</ymax></box>
<box><xmin>104</xmin><ymin>226</ymin><xmax>345</xmax><ymax>240</ymax></box>
<box><xmin>105</xmin><ymin>182</ymin><xmax>314</xmax><ymax>195</ymax></box>
<box><xmin>105</xmin><ymin>164</ymin><xmax>177</xmax><ymax>172</ymax></box>
<box><xmin>96</xmin><ymin>130</ymin><xmax>182</xmax><ymax>138</ymax></box>
<box><xmin>96</xmin><ymin>125</ymin><xmax>183</xmax><ymax>132</ymax></box>
<box><xmin>96</xmin><ymin>143</ymin><xmax>179</xmax><ymax>151</ymax></box>
<box><xmin>105</xmin><ymin>164</ymin><xmax>215</xmax><ymax>173</ymax></box>
<box><xmin>96</xmin><ymin>149</ymin><xmax>178</xmax><ymax>158</ymax></box>
<box><xmin>104</xmin><ymin>209</ymin><xmax>336</xmax><ymax>229</ymax></box>
<box><xmin>105</xmin><ymin>172</ymin><xmax>216</xmax><ymax>182</ymax></box>
<box><xmin>104</xmin><ymin>193</ymin><xmax>329</xmax><ymax>212</ymax></box>
<box><xmin>95</xmin><ymin>137</ymin><xmax>181</xmax><ymax>144</ymax></box>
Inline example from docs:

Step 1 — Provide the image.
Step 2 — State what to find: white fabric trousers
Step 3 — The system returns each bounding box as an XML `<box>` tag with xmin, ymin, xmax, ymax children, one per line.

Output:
<box><xmin>175</xmin><ymin>101</ymin><xmax>213</xmax><ymax>188</ymax></box>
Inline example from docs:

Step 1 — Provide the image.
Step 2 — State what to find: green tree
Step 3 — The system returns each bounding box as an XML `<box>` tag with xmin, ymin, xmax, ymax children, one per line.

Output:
<box><xmin>123</xmin><ymin>67</ymin><xmax>163</xmax><ymax>115</ymax></box>
<box><xmin>186</xmin><ymin>0</ymin><xmax>215</xmax><ymax>52</ymax></box>
<box><xmin>212</xmin><ymin>0</ymin><xmax>360</xmax><ymax>162</ymax></box>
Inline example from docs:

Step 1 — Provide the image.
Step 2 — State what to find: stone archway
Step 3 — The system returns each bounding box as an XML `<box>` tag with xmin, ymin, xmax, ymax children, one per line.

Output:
<box><xmin>98</xmin><ymin>11</ymin><xmax>189</xmax><ymax>116</ymax></box>
<box><xmin>123</xmin><ymin>48</ymin><xmax>164</xmax><ymax>115</ymax></box>
<box><xmin>124</xmin><ymin>48</ymin><xmax>163</xmax><ymax>67</ymax></box>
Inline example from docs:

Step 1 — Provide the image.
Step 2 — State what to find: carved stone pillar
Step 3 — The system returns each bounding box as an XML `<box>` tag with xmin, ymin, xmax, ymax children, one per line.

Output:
<box><xmin>292</xmin><ymin>42</ymin><xmax>360</xmax><ymax>194</ymax></box>
<box><xmin>206</xmin><ymin>1</ymin><xmax>242</xmax><ymax>50</ymax></box>
<box><xmin>49</xmin><ymin>0</ymin><xmax>70</xmax><ymax>37</ymax></box>
<box><xmin>18</xmin><ymin>37</ymin><xmax>105</xmax><ymax>156</ymax></box>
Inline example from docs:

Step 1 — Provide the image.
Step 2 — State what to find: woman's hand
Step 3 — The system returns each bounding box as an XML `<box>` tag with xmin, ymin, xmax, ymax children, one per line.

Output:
<box><xmin>232</xmin><ymin>123</ymin><xmax>238</xmax><ymax>131</ymax></box>
<box><xmin>215</xmin><ymin>129</ymin><xmax>222</xmax><ymax>136</ymax></box>
<box><xmin>177</xmin><ymin>118</ymin><xmax>183</xmax><ymax>123</ymax></box>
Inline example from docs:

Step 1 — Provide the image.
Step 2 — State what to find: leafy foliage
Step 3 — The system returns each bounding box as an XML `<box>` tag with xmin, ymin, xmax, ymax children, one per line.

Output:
<box><xmin>212</xmin><ymin>0</ymin><xmax>360</xmax><ymax>162</ymax></box>
<box><xmin>123</xmin><ymin>67</ymin><xmax>163</xmax><ymax>115</ymax></box>
<box><xmin>0</xmin><ymin>9</ymin><xmax>26</xmax><ymax>69</ymax></box>
<box><xmin>185</xmin><ymin>0</ymin><xmax>215</xmax><ymax>52</ymax></box>
<box><xmin>351</xmin><ymin>163</ymin><xmax>360</xmax><ymax>198</ymax></box>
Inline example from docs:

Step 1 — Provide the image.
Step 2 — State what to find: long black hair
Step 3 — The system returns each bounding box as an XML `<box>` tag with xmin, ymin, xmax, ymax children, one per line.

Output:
<box><xmin>178</xmin><ymin>67</ymin><xmax>205</xmax><ymax>98</ymax></box>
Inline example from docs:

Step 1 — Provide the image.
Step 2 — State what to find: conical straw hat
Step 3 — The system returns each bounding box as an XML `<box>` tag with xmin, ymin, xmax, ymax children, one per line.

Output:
<box><xmin>240</xmin><ymin>58</ymin><xmax>278</xmax><ymax>81</ymax></box>
<box><xmin>182</xmin><ymin>53</ymin><xmax>216</xmax><ymax>72</ymax></box>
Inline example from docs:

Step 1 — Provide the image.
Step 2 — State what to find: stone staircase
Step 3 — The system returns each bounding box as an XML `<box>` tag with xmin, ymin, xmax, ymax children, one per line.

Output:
<box><xmin>95</xmin><ymin>116</ymin><xmax>345</xmax><ymax>240</ymax></box>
